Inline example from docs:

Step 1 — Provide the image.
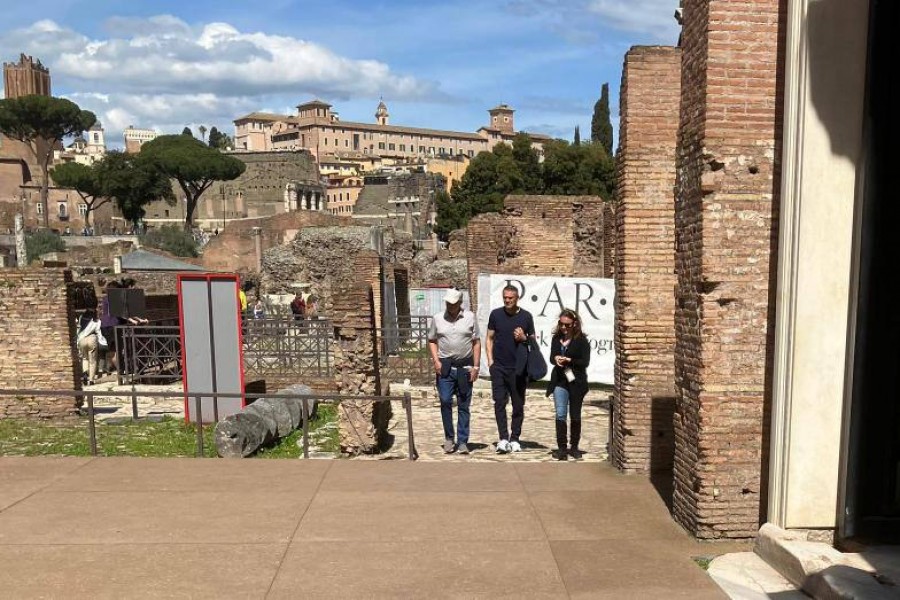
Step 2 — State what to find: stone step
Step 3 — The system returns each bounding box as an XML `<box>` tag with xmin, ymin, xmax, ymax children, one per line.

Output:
<box><xmin>707</xmin><ymin>552</ymin><xmax>807</xmax><ymax>599</ymax></box>
<box><xmin>753</xmin><ymin>524</ymin><xmax>898</xmax><ymax>599</ymax></box>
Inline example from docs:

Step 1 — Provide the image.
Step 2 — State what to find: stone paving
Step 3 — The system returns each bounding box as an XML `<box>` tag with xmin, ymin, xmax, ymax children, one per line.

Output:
<box><xmin>83</xmin><ymin>378</ymin><xmax>184</xmax><ymax>422</ymax></box>
<box><xmin>362</xmin><ymin>381</ymin><xmax>611</xmax><ymax>462</ymax></box>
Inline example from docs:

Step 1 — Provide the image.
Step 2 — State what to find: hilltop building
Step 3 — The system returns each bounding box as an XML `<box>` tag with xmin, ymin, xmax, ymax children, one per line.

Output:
<box><xmin>123</xmin><ymin>126</ymin><xmax>158</xmax><ymax>153</ymax></box>
<box><xmin>233</xmin><ymin>99</ymin><xmax>550</xmax><ymax>160</ymax></box>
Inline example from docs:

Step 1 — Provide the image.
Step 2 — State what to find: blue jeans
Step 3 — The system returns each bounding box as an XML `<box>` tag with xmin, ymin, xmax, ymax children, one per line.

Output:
<box><xmin>553</xmin><ymin>386</ymin><xmax>570</xmax><ymax>420</ymax></box>
<box><xmin>437</xmin><ymin>367</ymin><xmax>472</xmax><ymax>444</ymax></box>
<box><xmin>552</xmin><ymin>385</ymin><xmax>584</xmax><ymax>422</ymax></box>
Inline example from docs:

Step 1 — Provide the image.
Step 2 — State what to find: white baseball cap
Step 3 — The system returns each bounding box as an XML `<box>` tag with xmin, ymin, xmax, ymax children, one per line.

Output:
<box><xmin>443</xmin><ymin>288</ymin><xmax>462</xmax><ymax>304</ymax></box>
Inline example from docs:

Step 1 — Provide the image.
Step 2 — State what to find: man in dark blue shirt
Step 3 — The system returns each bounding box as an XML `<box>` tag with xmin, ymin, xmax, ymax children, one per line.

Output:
<box><xmin>486</xmin><ymin>284</ymin><xmax>535</xmax><ymax>454</ymax></box>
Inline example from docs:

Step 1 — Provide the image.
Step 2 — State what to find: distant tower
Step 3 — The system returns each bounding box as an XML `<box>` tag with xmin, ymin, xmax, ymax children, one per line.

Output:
<box><xmin>86</xmin><ymin>121</ymin><xmax>106</xmax><ymax>161</ymax></box>
<box><xmin>3</xmin><ymin>54</ymin><xmax>51</xmax><ymax>99</ymax></box>
<box><xmin>375</xmin><ymin>99</ymin><xmax>389</xmax><ymax>125</ymax></box>
<box><xmin>488</xmin><ymin>104</ymin><xmax>515</xmax><ymax>134</ymax></box>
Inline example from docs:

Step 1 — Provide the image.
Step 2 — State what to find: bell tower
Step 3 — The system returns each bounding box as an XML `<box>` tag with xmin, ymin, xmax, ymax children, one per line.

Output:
<box><xmin>488</xmin><ymin>104</ymin><xmax>515</xmax><ymax>134</ymax></box>
<box><xmin>375</xmin><ymin>99</ymin><xmax>389</xmax><ymax>125</ymax></box>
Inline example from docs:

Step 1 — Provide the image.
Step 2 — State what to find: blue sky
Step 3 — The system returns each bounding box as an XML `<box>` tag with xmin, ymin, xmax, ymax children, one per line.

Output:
<box><xmin>1</xmin><ymin>0</ymin><xmax>680</xmax><ymax>147</ymax></box>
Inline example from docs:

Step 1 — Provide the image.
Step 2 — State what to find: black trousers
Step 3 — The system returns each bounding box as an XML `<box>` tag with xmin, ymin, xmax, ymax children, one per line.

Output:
<box><xmin>490</xmin><ymin>365</ymin><xmax>527</xmax><ymax>442</ymax></box>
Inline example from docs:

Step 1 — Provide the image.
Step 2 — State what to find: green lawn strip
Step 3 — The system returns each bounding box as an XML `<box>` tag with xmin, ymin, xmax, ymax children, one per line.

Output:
<box><xmin>0</xmin><ymin>404</ymin><xmax>340</xmax><ymax>459</ymax></box>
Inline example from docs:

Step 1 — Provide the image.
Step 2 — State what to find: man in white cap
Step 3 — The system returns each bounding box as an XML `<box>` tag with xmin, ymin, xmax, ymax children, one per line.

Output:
<box><xmin>427</xmin><ymin>287</ymin><xmax>481</xmax><ymax>454</ymax></box>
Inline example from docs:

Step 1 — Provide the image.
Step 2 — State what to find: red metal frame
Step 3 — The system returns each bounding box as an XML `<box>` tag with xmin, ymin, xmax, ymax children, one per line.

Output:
<box><xmin>177</xmin><ymin>273</ymin><xmax>246</xmax><ymax>422</ymax></box>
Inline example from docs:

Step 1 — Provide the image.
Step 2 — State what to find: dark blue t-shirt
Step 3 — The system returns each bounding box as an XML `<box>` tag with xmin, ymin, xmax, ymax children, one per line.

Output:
<box><xmin>487</xmin><ymin>307</ymin><xmax>535</xmax><ymax>369</ymax></box>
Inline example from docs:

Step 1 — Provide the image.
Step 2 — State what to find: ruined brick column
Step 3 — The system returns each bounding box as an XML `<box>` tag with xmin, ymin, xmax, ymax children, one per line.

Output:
<box><xmin>331</xmin><ymin>275</ymin><xmax>392</xmax><ymax>454</ymax></box>
<box><xmin>612</xmin><ymin>46</ymin><xmax>682</xmax><ymax>474</ymax></box>
<box><xmin>673</xmin><ymin>0</ymin><xmax>784</xmax><ymax>539</ymax></box>
<box><xmin>1</xmin><ymin>269</ymin><xmax>81</xmax><ymax>418</ymax></box>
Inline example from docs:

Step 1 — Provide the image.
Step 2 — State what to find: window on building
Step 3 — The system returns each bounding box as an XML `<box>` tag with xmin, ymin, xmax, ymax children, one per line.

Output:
<box><xmin>419</xmin><ymin>146</ymin><xmax>425</xmax><ymax>153</ymax></box>
<box><xmin>345</xmin><ymin>139</ymin><xmax>349</xmax><ymax>147</ymax></box>
<box><xmin>324</xmin><ymin>138</ymin><xmax>328</xmax><ymax>146</ymax></box>
<box><xmin>378</xmin><ymin>142</ymin><xmax>385</xmax><ymax>150</ymax></box>
<box><xmin>77</xmin><ymin>204</ymin><xmax>88</xmax><ymax>216</ymax></box>
<box><xmin>468</xmin><ymin>150</ymin><xmax>475</xmax><ymax>157</ymax></box>
<box><xmin>58</xmin><ymin>203</ymin><xmax>67</xmax><ymax>218</ymax></box>
<box><xmin>449</xmin><ymin>148</ymin><xmax>454</xmax><ymax>156</ymax></box>
<box><xmin>35</xmin><ymin>202</ymin><xmax>43</xmax><ymax>215</ymax></box>
<box><xmin>388</xmin><ymin>143</ymin><xmax>395</xmax><ymax>151</ymax></box>
<box><xmin>429</xmin><ymin>147</ymin><xmax>435</xmax><ymax>154</ymax></box>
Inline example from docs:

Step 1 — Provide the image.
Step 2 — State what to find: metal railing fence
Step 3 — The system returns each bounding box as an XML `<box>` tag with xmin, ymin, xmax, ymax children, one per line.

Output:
<box><xmin>115</xmin><ymin>320</ymin><xmax>182</xmax><ymax>385</ymax></box>
<box><xmin>242</xmin><ymin>317</ymin><xmax>333</xmax><ymax>381</ymax></box>
<box><xmin>379</xmin><ymin>316</ymin><xmax>433</xmax><ymax>385</ymax></box>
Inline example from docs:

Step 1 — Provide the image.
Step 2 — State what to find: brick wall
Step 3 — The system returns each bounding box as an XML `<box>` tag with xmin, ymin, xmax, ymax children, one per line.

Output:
<box><xmin>465</xmin><ymin>195</ymin><xmax>606</xmax><ymax>310</ymax></box>
<box><xmin>672</xmin><ymin>0</ymin><xmax>784</xmax><ymax>539</ymax></box>
<box><xmin>612</xmin><ymin>46</ymin><xmax>682</xmax><ymax>474</ymax></box>
<box><xmin>601</xmin><ymin>202</ymin><xmax>616</xmax><ymax>279</ymax></box>
<box><xmin>0</xmin><ymin>269</ymin><xmax>80</xmax><ymax>418</ymax></box>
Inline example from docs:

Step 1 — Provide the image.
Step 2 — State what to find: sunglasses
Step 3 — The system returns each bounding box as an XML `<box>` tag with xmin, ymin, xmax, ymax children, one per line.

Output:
<box><xmin>558</xmin><ymin>321</ymin><xmax>574</xmax><ymax>328</ymax></box>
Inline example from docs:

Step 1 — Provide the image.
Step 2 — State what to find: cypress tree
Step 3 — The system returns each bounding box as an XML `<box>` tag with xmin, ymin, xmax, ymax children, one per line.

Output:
<box><xmin>574</xmin><ymin>125</ymin><xmax>581</xmax><ymax>146</ymax></box>
<box><xmin>591</xmin><ymin>83</ymin><xmax>614</xmax><ymax>156</ymax></box>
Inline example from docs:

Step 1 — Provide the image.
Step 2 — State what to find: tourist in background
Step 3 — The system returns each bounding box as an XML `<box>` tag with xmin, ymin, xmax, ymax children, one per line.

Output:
<box><xmin>76</xmin><ymin>308</ymin><xmax>102</xmax><ymax>385</ymax></box>
<box><xmin>486</xmin><ymin>285</ymin><xmax>534</xmax><ymax>454</ymax></box>
<box><xmin>290</xmin><ymin>291</ymin><xmax>306</xmax><ymax>321</ymax></box>
<box><xmin>253</xmin><ymin>299</ymin><xmax>266</xmax><ymax>319</ymax></box>
<box><xmin>99</xmin><ymin>282</ymin><xmax>122</xmax><ymax>374</ymax></box>
<box><xmin>428</xmin><ymin>288</ymin><xmax>480</xmax><ymax>455</ymax></box>
<box><xmin>547</xmin><ymin>309</ymin><xmax>591</xmax><ymax>460</ymax></box>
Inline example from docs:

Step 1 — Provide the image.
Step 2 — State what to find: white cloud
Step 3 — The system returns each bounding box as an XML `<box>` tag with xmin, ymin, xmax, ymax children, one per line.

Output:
<box><xmin>0</xmin><ymin>16</ymin><xmax>439</xmax><ymax>101</ymax></box>
<box><xmin>66</xmin><ymin>91</ymin><xmax>261</xmax><ymax>145</ymax></box>
<box><xmin>506</xmin><ymin>0</ymin><xmax>679</xmax><ymax>41</ymax></box>
<box><xmin>585</xmin><ymin>0</ymin><xmax>680</xmax><ymax>39</ymax></box>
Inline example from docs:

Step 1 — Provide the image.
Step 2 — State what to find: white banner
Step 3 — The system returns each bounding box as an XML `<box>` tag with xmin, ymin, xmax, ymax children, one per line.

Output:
<box><xmin>476</xmin><ymin>273</ymin><xmax>615</xmax><ymax>384</ymax></box>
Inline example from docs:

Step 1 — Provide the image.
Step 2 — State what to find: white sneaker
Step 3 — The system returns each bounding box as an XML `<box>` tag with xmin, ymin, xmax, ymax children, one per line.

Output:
<box><xmin>496</xmin><ymin>439</ymin><xmax>510</xmax><ymax>454</ymax></box>
<box><xmin>509</xmin><ymin>441</ymin><xmax>522</xmax><ymax>453</ymax></box>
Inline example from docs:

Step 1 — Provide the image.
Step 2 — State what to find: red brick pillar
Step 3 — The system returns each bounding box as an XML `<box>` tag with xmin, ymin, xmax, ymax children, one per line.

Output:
<box><xmin>612</xmin><ymin>46</ymin><xmax>682</xmax><ymax>474</ymax></box>
<box><xmin>0</xmin><ymin>269</ymin><xmax>80</xmax><ymax>418</ymax></box>
<box><xmin>673</xmin><ymin>0</ymin><xmax>784</xmax><ymax>539</ymax></box>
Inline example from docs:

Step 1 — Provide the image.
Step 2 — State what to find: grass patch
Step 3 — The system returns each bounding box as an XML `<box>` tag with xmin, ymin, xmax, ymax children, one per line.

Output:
<box><xmin>0</xmin><ymin>405</ymin><xmax>340</xmax><ymax>459</ymax></box>
<box><xmin>256</xmin><ymin>403</ymin><xmax>340</xmax><ymax>458</ymax></box>
<box><xmin>693</xmin><ymin>556</ymin><xmax>714</xmax><ymax>571</ymax></box>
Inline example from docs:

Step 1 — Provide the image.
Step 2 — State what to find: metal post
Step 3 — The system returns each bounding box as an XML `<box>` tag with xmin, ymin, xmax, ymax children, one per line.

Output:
<box><xmin>87</xmin><ymin>392</ymin><xmax>98</xmax><ymax>456</ymax></box>
<box><xmin>301</xmin><ymin>396</ymin><xmax>310</xmax><ymax>459</ymax></box>
<box><xmin>404</xmin><ymin>392</ymin><xmax>417</xmax><ymax>460</ymax></box>
<box><xmin>194</xmin><ymin>394</ymin><xmax>204</xmax><ymax>457</ymax></box>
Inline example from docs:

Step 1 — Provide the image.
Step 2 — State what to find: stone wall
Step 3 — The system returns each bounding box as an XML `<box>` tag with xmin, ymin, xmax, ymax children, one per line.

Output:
<box><xmin>261</xmin><ymin>226</ymin><xmax>415</xmax><ymax>322</ymax></box>
<box><xmin>201</xmin><ymin>210</ymin><xmax>350</xmax><ymax>274</ymax></box>
<box><xmin>0</xmin><ymin>269</ymin><xmax>80</xmax><ymax>418</ymax></box>
<box><xmin>672</xmin><ymin>0</ymin><xmax>784</xmax><ymax>539</ymax></box>
<box><xmin>141</xmin><ymin>150</ymin><xmax>324</xmax><ymax>227</ymax></box>
<box><xmin>465</xmin><ymin>195</ymin><xmax>607</xmax><ymax>310</ymax></box>
<box><xmin>612</xmin><ymin>46</ymin><xmax>682</xmax><ymax>475</ymax></box>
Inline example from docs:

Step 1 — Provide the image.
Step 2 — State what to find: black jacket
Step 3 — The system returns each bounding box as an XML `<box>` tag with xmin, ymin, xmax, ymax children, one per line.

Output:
<box><xmin>545</xmin><ymin>334</ymin><xmax>591</xmax><ymax>398</ymax></box>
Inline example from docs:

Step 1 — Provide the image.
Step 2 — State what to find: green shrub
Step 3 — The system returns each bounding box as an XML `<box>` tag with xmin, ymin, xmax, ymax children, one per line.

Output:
<box><xmin>140</xmin><ymin>224</ymin><xmax>199</xmax><ymax>257</ymax></box>
<box><xmin>25</xmin><ymin>229</ymin><xmax>66</xmax><ymax>263</ymax></box>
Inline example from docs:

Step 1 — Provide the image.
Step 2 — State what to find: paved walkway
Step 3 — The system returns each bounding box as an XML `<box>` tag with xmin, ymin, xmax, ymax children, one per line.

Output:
<box><xmin>368</xmin><ymin>383</ymin><xmax>610</xmax><ymax>462</ymax></box>
<box><xmin>0</xmin><ymin>457</ymin><xmax>747</xmax><ymax>599</ymax></box>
